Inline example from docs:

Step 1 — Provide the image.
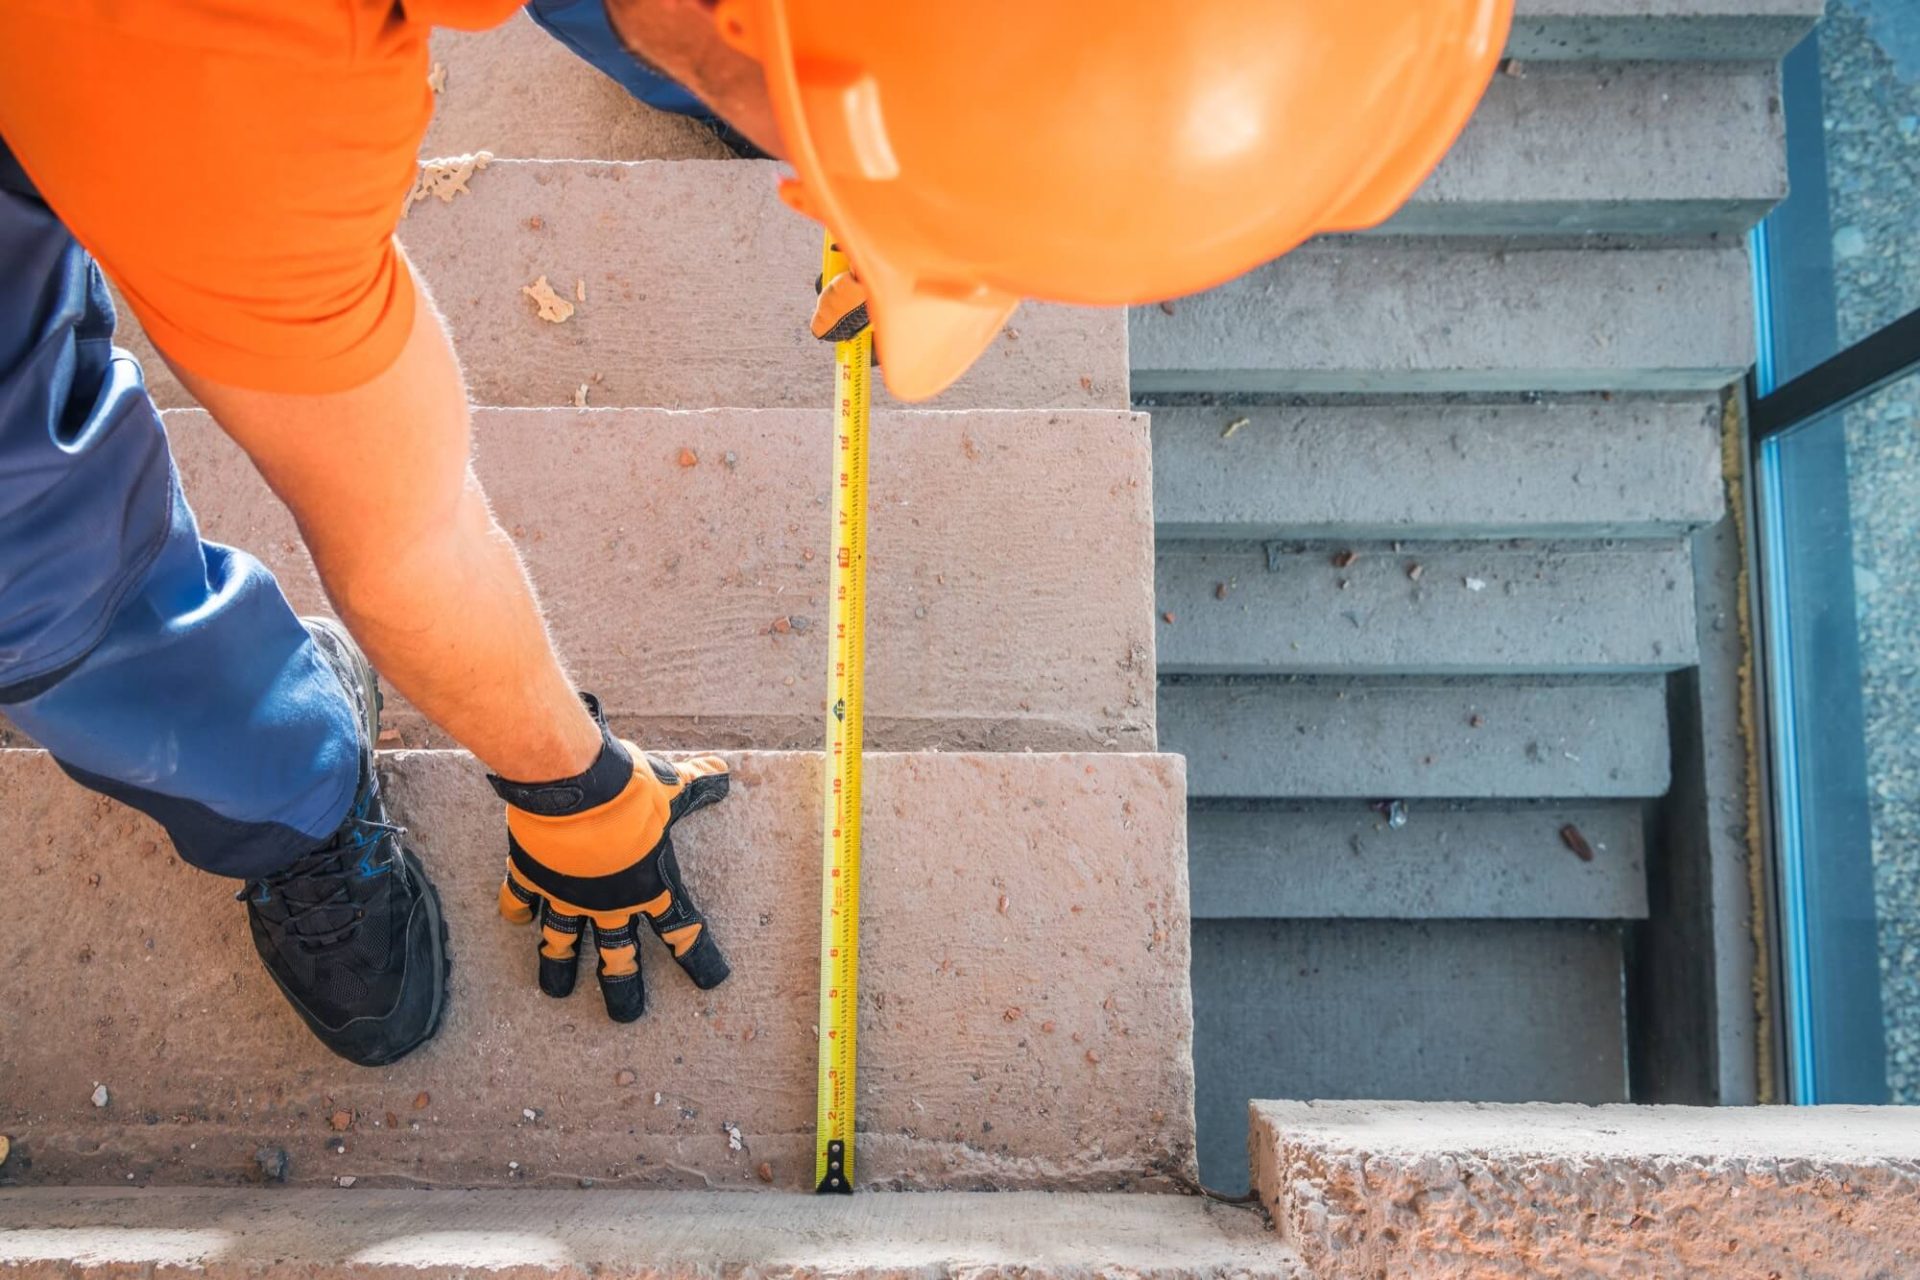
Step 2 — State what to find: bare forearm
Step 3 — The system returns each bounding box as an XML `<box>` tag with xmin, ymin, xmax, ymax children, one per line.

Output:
<box><xmin>170</xmin><ymin>262</ymin><xmax>600</xmax><ymax>781</ymax></box>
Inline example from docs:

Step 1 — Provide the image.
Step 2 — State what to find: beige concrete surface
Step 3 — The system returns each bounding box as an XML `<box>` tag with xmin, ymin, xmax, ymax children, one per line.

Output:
<box><xmin>122</xmin><ymin>161</ymin><xmax>1127</xmax><ymax>414</ymax></box>
<box><xmin>0</xmin><ymin>749</ymin><xmax>1193</xmax><ymax>1191</ymax></box>
<box><xmin>155</xmin><ymin>406</ymin><xmax>1156</xmax><ymax>753</ymax></box>
<box><xmin>1253</xmin><ymin>1100</ymin><xmax>1920</xmax><ymax>1278</ymax></box>
<box><xmin>423</xmin><ymin>13</ymin><xmax>731</xmax><ymax>162</ymax></box>
<box><xmin>0</xmin><ymin>1189</ymin><xmax>1303</xmax><ymax>1279</ymax></box>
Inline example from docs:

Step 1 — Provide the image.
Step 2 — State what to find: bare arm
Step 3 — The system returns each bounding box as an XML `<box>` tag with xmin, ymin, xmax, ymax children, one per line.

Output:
<box><xmin>171</xmin><ymin>260</ymin><xmax>601</xmax><ymax>783</ymax></box>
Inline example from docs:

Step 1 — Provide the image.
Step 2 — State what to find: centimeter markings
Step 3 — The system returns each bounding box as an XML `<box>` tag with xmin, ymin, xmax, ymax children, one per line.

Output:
<box><xmin>815</xmin><ymin>234</ymin><xmax>870</xmax><ymax>1196</ymax></box>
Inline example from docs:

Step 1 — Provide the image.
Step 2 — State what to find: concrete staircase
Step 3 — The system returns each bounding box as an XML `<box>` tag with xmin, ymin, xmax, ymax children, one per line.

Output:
<box><xmin>0</xmin><ymin>2</ymin><xmax>1865</xmax><ymax>1277</ymax></box>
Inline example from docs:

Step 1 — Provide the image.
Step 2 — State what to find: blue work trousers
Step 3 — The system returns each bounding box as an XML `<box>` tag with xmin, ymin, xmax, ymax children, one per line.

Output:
<box><xmin>0</xmin><ymin>140</ymin><xmax>358</xmax><ymax>879</ymax></box>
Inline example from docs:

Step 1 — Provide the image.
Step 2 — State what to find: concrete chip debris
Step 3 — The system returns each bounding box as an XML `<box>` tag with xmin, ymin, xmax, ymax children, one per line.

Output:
<box><xmin>522</xmin><ymin>276</ymin><xmax>576</xmax><ymax>324</ymax></box>
<box><xmin>405</xmin><ymin>151</ymin><xmax>491</xmax><ymax>215</ymax></box>
<box><xmin>574</xmin><ymin>384</ymin><xmax>590</xmax><ymax>408</ymax></box>
<box><xmin>426</xmin><ymin>61</ymin><xmax>447</xmax><ymax>93</ymax></box>
<box><xmin>253</xmin><ymin>1146</ymin><xmax>288</xmax><ymax>1184</ymax></box>
<box><xmin>724</xmin><ymin>1122</ymin><xmax>744</xmax><ymax>1152</ymax></box>
<box><xmin>90</xmin><ymin>1084</ymin><xmax>109</xmax><ymax>1109</ymax></box>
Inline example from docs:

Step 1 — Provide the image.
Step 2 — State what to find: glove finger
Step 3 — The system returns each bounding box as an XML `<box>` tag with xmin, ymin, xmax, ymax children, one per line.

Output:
<box><xmin>499</xmin><ymin>874</ymin><xmax>537</xmax><ymax>925</ymax></box>
<box><xmin>537</xmin><ymin>899</ymin><xmax>586</xmax><ymax>999</ymax></box>
<box><xmin>641</xmin><ymin>836</ymin><xmax>731</xmax><ymax>991</ymax></box>
<box><xmin>590</xmin><ymin>913</ymin><xmax>646</xmax><ymax>1024</ymax></box>
<box><xmin>811</xmin><ymin>272</ymin><xmax>871</xmax><ymax>342</ymax></box>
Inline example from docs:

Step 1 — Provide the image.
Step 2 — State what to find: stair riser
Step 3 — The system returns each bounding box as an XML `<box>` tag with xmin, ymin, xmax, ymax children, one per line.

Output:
<box><xmin>1151</xmin><ymin>401</ymin><xmax>1726</xmax><ymax>542</ymax></box>
<box><xmin>1157</xmin><ymin>542</ymin><xmax>1698</xmax><ymax>676</ymax></box>
<box><xmin>146</xmin><ymin>407</ymin><xmax>1154</xmax><ymax>753</ymax></box>
<box><xmin>0</xmin><ymin>748</ymin><xmax>1195</xmax><ymax>1191</ymax></box>
<box><xmin>1132</xmin><ymin>245</ymin><xmax>1753</xmax><ymax>396</ymax></box>
<box><xmin>1161</xmin><ymin>679</ymin><xmax>1672</xmax><ymax>799</ymax></box>
<box><xmin>121</xmin><ymin>161</ymin><xmax>1127</xmax><ymax>414</ymax></box>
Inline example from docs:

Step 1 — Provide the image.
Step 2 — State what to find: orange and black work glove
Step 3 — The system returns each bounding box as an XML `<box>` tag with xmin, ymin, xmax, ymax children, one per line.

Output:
<box><xmin>488</xmin><ymin>694</ymin><xmax>731</xmax><ymax>1023</ymax></box>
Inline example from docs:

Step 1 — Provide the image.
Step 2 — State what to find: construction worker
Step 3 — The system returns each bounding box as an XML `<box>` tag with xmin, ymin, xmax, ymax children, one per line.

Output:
<box><xmin>0</xmin><ymin>0</ymin><xmax>1508</xmax><ymax>1065</ymax></box>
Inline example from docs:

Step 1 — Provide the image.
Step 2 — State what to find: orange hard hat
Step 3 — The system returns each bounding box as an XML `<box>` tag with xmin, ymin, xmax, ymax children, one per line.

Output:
<box><xmin>714</xmin><ymin>1</ymin><xmax>1512</xmax><ymax>402</ymax></box>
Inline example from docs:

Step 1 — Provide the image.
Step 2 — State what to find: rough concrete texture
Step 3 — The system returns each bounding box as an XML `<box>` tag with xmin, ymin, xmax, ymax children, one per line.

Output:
<box><xmin>1156</xmin><ymin>541</ymin><xmax>1697</xmax><ymax>676</ymax></box>
<box><xmin>1151</xmin><ymin>400</ymin><xmax>1725</xmax><ymax>541</ymax></box>
<box><xmin>1252</xmin><ymin>1100</ymin><xmax>1920</xmax><ymax>1279</ymax></box>
<box><xmin>125</xmin><ymin>162</ymin><xmax>1125</xmax><ymax>414</ymax></box>
<box><xmin>1187</xmin><ymin>801</ymin><xmax>1647</xmax><ymax>919</ymax></box>
<box><xmin>1160</xmin><ymin>678</ymin><xmax>1671</xmax><ymax>799</ymax></box>
<box><xmin>1191</xmin><ymin>922</ymin><xmax>1628</xmax><ymax>1193</ymax></box>
<box><xmin>0</xmin><ymin>748</ymin><xmax>1195</xmax><ymax>1191</ymax></box>
<box><xmin>1391</xmin><ymin>64</ymin><xmax>1783</xmax><ymax>237</ymax></box>
<box><xmin>1509</xmin><ymin>0</ymin><xmax>1823</xmax><ymax>60</ymax></box>
<box><xmin>423</xmin><ymin>13</ymin><xmax>731</xmax><ymax>162</ymax></box>
<box><xmin>0</xmin><ymin>1189</ymin><xmax>1304</xmax><ymax>1280</ymax></box>
<box><xmin>1130</xmin><ymin>243</ymin><xmax>1753</xmax><ymax>395</ymax></box>
<box><xmin>157</xmin><ymin>407</ymin><xmax>1155</xmax><ymax>753</ymax></box>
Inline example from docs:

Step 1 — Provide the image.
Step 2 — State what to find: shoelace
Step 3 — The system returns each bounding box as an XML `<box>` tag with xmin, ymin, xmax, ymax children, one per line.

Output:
<box><xmin>239</xmin><ymin>816</ymin><xmax>407</xmax><ymax>949</ymax></box>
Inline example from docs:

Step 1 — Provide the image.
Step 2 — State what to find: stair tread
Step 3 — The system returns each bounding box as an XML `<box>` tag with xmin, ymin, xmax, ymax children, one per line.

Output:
<box><xmin>157</xmin><ymin>406</ymin><xmax>1156</xmax><ymax>753</ymax></box>
<box><xmin>1132</xmin><ymin>243</ymin><xmax>1753</xmax><ymax>396</ymax></box>
<box><xmin>122</xmin><ymin>161</ymin><xmax>1125</xmax><ymax>414</ymax></box>
<box><xmin>0</xmin><ymin>748</ymin><xmax>1193</xmax><ymax>1192</ymax></box>
<box><xmin>0</xmin><ymin>1188</ymin><xmax>1305</xmax><ymax>1279</ymax></box>
<box><xmin>1150</xmin><ymin>400</ymin><xmax>1726</xmax><ymax>540</ymax></box>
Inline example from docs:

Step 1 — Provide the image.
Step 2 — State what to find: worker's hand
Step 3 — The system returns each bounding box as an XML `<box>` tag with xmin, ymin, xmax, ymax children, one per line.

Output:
<box><xmin>811</xmin><ymin>268</ymin><xmax>870</xmax><ymax>343</ymax></box>
<box><xmin>488</xmin><ymin>694</ymin><xmax>731</xmax><ymax>1022</ymax></box>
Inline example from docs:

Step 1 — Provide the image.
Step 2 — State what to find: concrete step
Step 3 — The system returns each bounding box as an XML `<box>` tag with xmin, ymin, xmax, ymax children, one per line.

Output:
<box><xmin>1156</xmin><ymin>540</ymin><xmax>1698</xmax><ymax>676</ymax></box>
<box><xmin>423</xmin><ymin>12</ymin><xmax>731</xmax><ymax>162</ymax></box>
<box><xmin>1191</xmin><ymin>919</ymin><xmax>1629</xmax><ymax>1193</ymax></box>
<box><xmin>1252</xmin><ymin>1101</ymin><xmax>1920</xmax><ymax>1279</ymax></box>
<box><xmin>1510</xmin><ymin>0</ymin><xmax>1822</xmax><ymax>61</ymax></box>
<box><xmin>421</xmin><ymin>25</ymin><xmax>1780</xmax><ymax>240</ymax></box>
<box><xmin>123</xmin><ymin>161</ymin><xmax>1125</xmax><ymax>414</ymax></box>
<box><xmin>1150</xmin><ymin>400</ymin><xmax>1726</xmax><ymax>541</ymax></box>
<box><xmin>0</xmin><ymin>1189</ymin><xmax>1305</xmax><ymax>1280</ymax></box>
<box><xmin>1391</xmin><ymin>64</ymin><xmax>1783</xmax><ymax>238</ymax></box>
<box><xmin>1188</xmin><ymin>800</ymin><xmax>1648</xmax><ymax>920</ymax></box>
<box><xmin>156</xmin><ymin>407</ymin><xmax>1155</xmax><ymax>753</ymax></box>
<box><xmin>0</xmin><ymin>748</ymin><xmax>1194</xmax><ymax>1191</ymax></box>
<box><xmin>1160</xmin><ymin>677</ymin><xmax>1671</xmax><ymax>799</ymax></box>
<box><xmin>1131</xmin><ymin>242</ymin><xmax>1752</xmax><ymax>396</ymax></box>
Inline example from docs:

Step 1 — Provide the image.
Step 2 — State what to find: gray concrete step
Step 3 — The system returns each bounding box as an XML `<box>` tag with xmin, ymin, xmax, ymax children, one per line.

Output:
<box><xmin>123</xmin><ymin>161</ymin><xmax>1125</xmax><ymax>414</ymax></box>
<box><xmin>1131</xmin><ymin>242</ymin><xmax>1752</xmax><ymax>396</ymax></box>
<box><xmin>1188</xmin><ymin>800</ymin><xmax>1648</xmax><ymax>920</ymax></box>
<box><xmin>154</xmin><ymin>407</ymin><xmax>1155</xmax><ymax>754</ymax></box>
<box><xmin>1161</xmin><ymin>677</ymin><xmax>1672</xmax><ymax>799</ymax></box>
<box><xmin>1510</xmin><ymin>0</ymin><xmax>1822</xmax><ymax>61</ymax></box>
<box><xmin>1150</xmin><ymin>400</ymin><xmax>1726</xmax><ymax>541</ymax></box>
<box><xmin>1252</xmin><ymin>1101</ymin><xmax>1920</xmax><ymax>1279</ymax></box>
<box><xmin>1191</xmin><ymin>918</ymin><xmax>1630</xmax><ymax>1192</ymax></box>
<box><xmin>0</xmin><ymin>747</ymin><xmax>1194</xmax><ymax>1192</ymax></box>
<box><xmin>1156</xmin><ymin>541</ymin><xmax>1698</xmax><ymax>676</ymax></box>
<box><xmin>0</xmin><ymin>1190</ymin><xmax>1308</xmax><ymax>1280</ymax></box>
<box><xmin>1391</xmin><ymin>64</ymin><xmax>1783</xmax><ymax>238</ymax></box>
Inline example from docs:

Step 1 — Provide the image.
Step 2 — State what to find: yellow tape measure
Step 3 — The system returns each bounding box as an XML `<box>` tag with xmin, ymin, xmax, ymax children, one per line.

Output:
<box><xmin>814</xmin><ymin>233</ymin><xmax>870</xmax><ymax>1195</ymax></box>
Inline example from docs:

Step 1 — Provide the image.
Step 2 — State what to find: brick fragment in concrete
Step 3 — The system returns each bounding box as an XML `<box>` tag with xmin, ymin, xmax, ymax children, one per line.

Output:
<box><xmin>1160</xmin><ymin>677</ymin><xmax>1671</xmax><ymax>799</ymax></box>
<box><xmin>1394</xmin><ymin>64</ymin><xmax>1784</xmax><ymax>237</ymax></box>
<box><xmin>1252</xmin><ymin>1100</ymin><xmax>1920</xmax><ymax>1279</ymax></box>
<box><xmin>0</xmin><ymin>748</ymin><xmax>1194</xmax><ymax>1190</ymax></box>
<box><xmin>1131</xmin><ymin>243</ymin><xmax>1752</xmax><ymax>395</ymax></box>
<box><xmin>0</xmin><ymin>1189</ymin><xmax>1307</xmax><ymax>1279</ymax></box>
<box><xmin>1509</xmin><ymin>0</ymin><xmax>1823</xmax><ymax>61</ymax></box>
<box><xmin>1157</xmin><ymin>541</ymin><xmax>1698</xmax><ymax>676</ymax></box>
<box><xmin>155</xmin><ymin>407</ymin><xmax>1156</xmax><ymax>753</ymax></box>
<box><xmin>1151</xmin><ymin>400</ymin><xmax>1725</xmax><ymax>541</ymax></box>
<box><xmin>1188</xmin><ymin>800</ymin><xmax>1647</xmax><ymax>919</ymax></box>
<box><xmin>1192</xmin><ymin>922</ymin><xmax>1628</xmax><ymax>1192</ymax></box>
<box><xmin>124</xmin><ymin>161</ymin><xmax>1125</xmax><ymax>413</ymax></box>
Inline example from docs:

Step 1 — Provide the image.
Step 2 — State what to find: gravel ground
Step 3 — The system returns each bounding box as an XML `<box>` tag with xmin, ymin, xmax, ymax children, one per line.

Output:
<box><xmin>1822</xmin><ymin>0</ymin><xmax>1920</xmax><ymax>1102</ymax></box>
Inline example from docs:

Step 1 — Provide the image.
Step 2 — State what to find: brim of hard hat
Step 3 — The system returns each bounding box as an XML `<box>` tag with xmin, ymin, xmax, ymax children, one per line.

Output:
<box><xmin>749</xmin><ymin>7</ymin><xmax>1018</xmax><ymax>402</ymax></box>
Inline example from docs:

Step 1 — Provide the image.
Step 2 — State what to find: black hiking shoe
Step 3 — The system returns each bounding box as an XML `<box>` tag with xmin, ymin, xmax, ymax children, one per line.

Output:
<box><xmin>240</xmin><ymin>618</ymin><xmax>449</xmax><ymax>1067</ymax></box>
